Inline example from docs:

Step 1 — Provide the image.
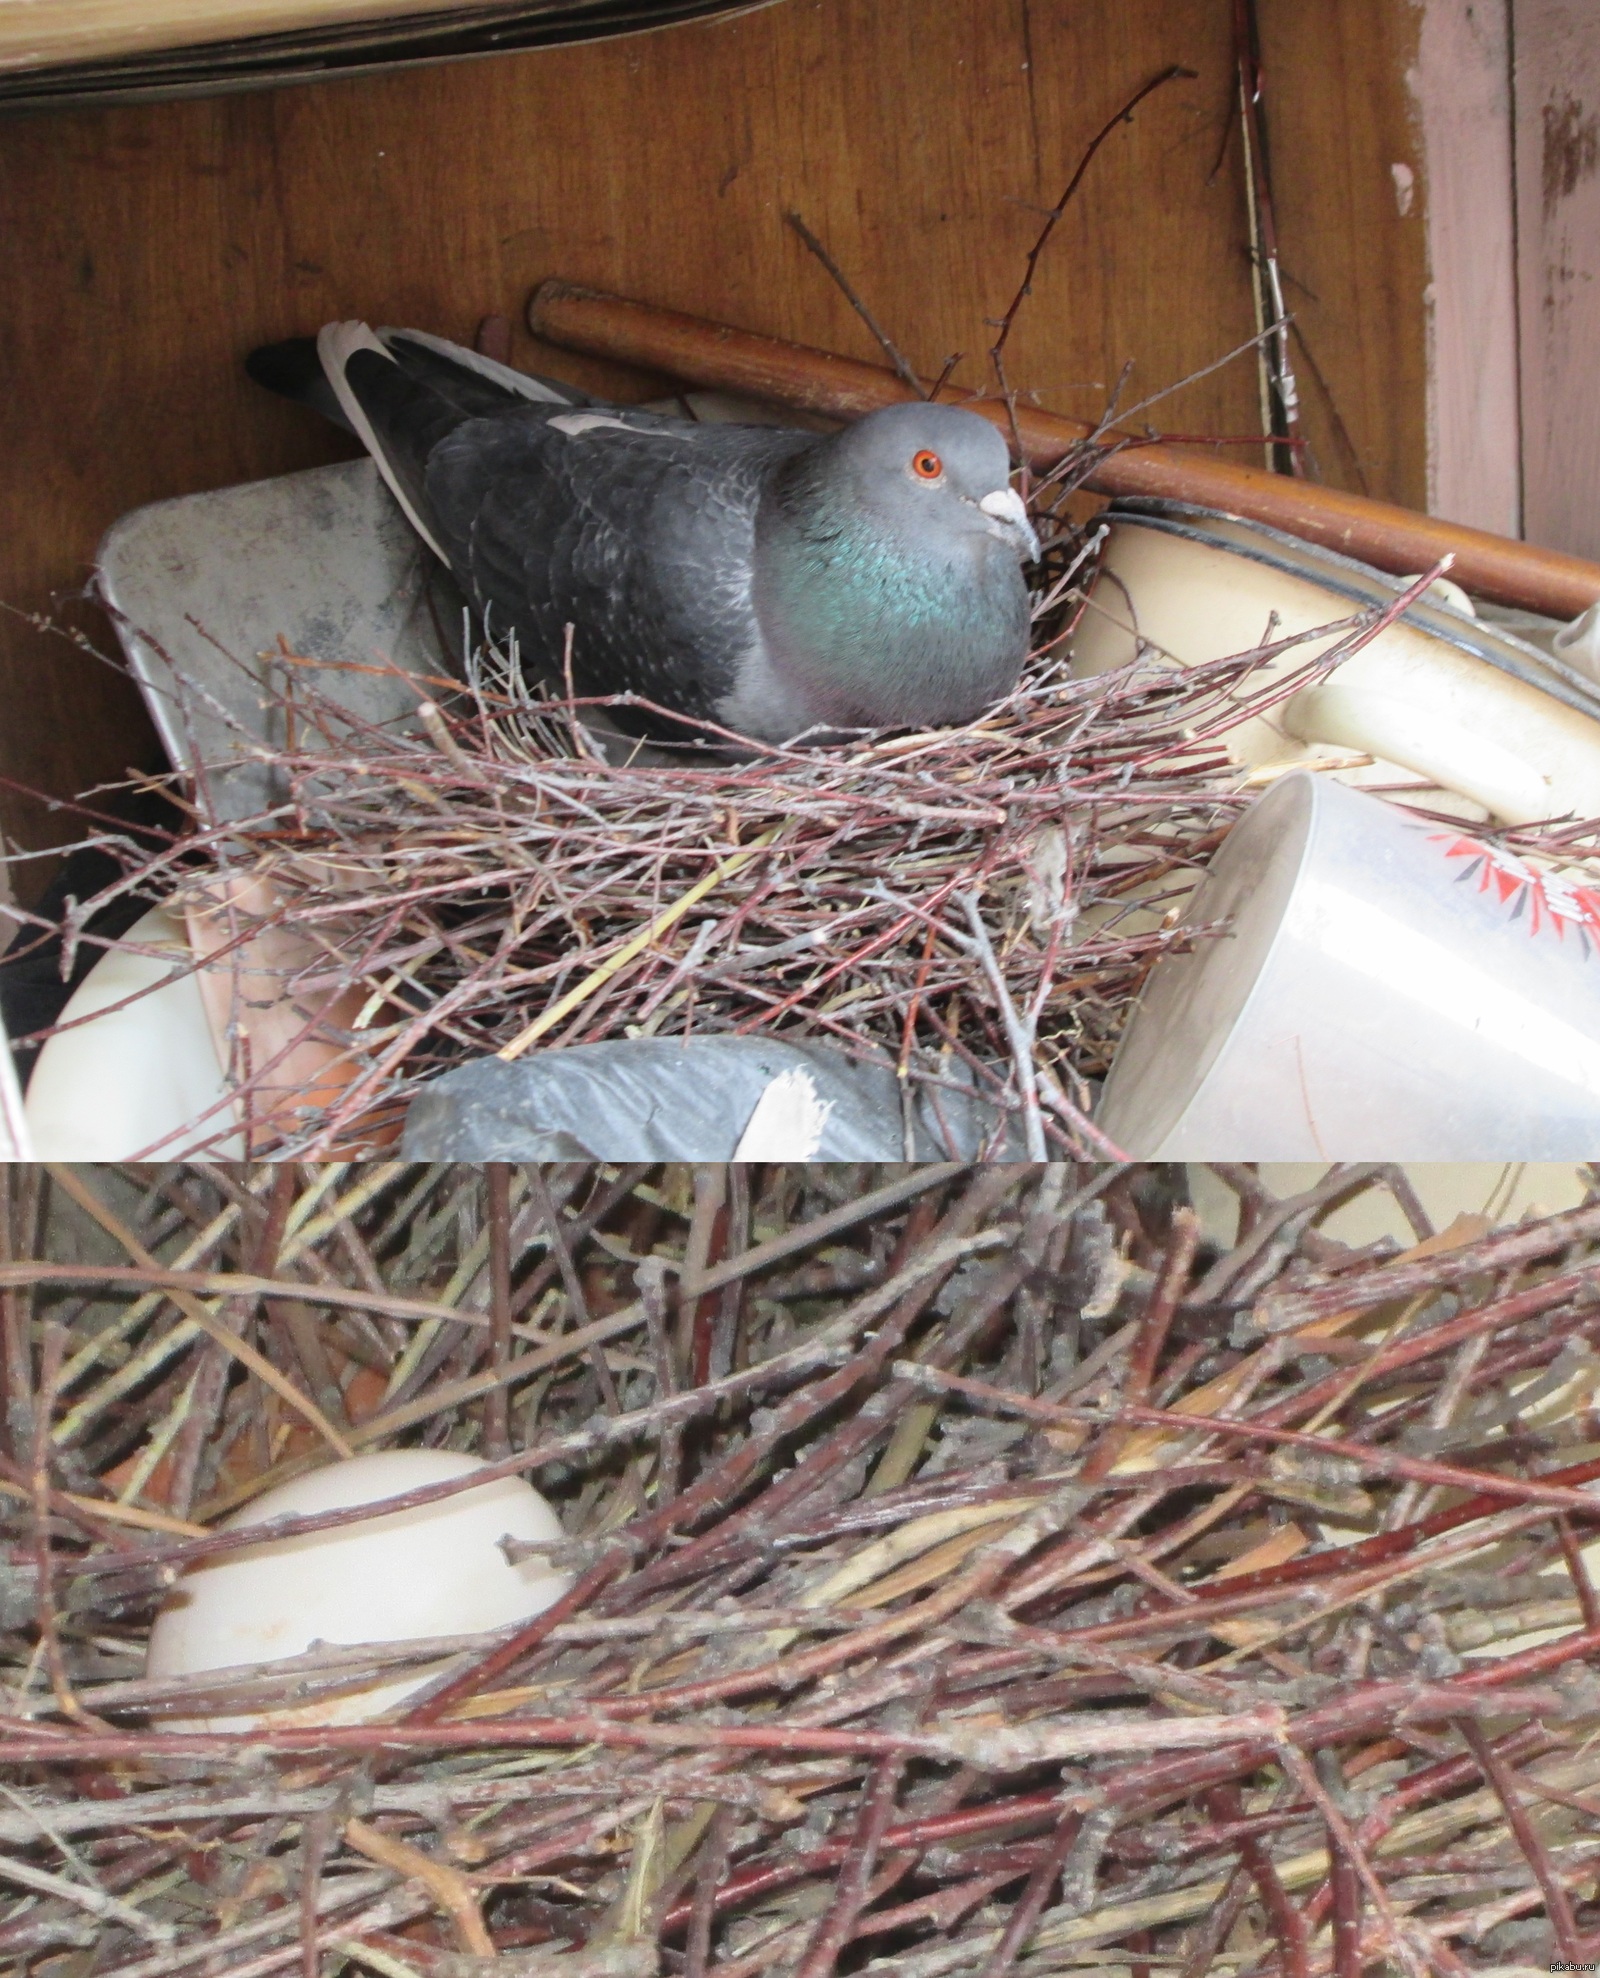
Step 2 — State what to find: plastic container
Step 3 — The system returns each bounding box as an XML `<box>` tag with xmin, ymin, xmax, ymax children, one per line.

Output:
<box><xmin>0</xmin><ymin>1004</ymin><xmax>30</xmax><ymax>1157</ymax></box>
<box><xmin>1071</xmin><ymin>500</ymin><xmax>1600</xmax><ymax>826</ymax></box>
<box><xmin>1096</xmin><ymin>772</ymin><xmax>1600</xmax><ymax>1158</ymax></box>
<box><xmin>24</xmin><ymin>905</ymin><xmax>244</xmax><ymax>1158</ymax></box>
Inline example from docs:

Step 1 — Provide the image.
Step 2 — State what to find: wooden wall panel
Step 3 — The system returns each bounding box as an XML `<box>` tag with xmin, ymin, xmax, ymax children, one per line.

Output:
<box><xmin>1253</xmin><ymin>0</ymin><xmax>1429</xmax><ymax>511</ymax></box>
<box><xmin>0</xmin><ymin>0</ymin><xmax>1429</xmax><ymax>858</ymax></box>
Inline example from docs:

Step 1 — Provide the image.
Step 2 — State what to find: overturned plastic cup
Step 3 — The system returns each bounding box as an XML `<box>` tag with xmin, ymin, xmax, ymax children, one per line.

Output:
<box><xmin>1096</xmin><ymin>772</ymin><xmax>1600</xmax><ymax>1158</ymax></box>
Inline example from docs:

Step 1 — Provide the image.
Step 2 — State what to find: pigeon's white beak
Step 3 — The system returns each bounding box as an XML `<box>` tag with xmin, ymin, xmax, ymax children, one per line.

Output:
<box><xmin>978</xmin><ymin>487</ymin><xmax>1041</xmax><ymax>563</ymax></box>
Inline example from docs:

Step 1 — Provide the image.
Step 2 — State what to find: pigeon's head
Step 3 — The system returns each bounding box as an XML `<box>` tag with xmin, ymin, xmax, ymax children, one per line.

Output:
<box><xmin>750</xmin><ymin>398</ymin><xmax>1039</xmax><ymax>735</ymax></box>
<box><xmin>830</xmin><ymin>402</ymin><xmax>1040</xmax><ymax>566</ymax></box>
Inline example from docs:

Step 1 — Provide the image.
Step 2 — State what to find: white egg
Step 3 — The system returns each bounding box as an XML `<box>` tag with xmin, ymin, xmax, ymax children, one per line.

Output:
<box><xmin>145</xmin><ymin>1449</ymin><xmax>573</xmax><ymax>1728</ymax></box>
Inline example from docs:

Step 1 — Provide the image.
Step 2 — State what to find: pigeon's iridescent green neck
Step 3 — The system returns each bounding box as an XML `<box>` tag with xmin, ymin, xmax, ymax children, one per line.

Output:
<box><xmin>753</xmin><ymin>448</ymin><xmax>1029</xmax><ymax>730</ymax></box>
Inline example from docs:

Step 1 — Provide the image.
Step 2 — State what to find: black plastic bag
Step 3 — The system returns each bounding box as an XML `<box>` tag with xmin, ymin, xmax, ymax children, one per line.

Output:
<box><xmin>401</xmin><ymin>1036</ymin><xmax>1030</xmax><ymax>1161</ymax></box>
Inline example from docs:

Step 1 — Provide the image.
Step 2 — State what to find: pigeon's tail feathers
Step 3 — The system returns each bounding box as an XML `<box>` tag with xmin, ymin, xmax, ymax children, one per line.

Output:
<box><xmin>243</xmin><ymin>327</ymin><xmax>583</xmax><ymax>440</ymax></box>
<box><xmin>317</xmin><ymin>321</ymin><xmax>453</xmax><ymax>562</ymax></box>
<box><xmin>377</xmin><ymin>328</ymin><xmax>589</xmax><ymax>412</ymax></box>
<box><xmin>245</xmin><ymin>336</ymin><xmax>354</xmax><ymax>432</ymax></box>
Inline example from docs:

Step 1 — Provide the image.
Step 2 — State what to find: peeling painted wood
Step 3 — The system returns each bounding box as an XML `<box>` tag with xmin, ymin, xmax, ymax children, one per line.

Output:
<box><xmin>1413</xmin><ymin>0</ymin><xmax>1521</xmax><ymax>538</ymax></box>
<box><xmin>1515</xmin><ymin>0</ymin><xmax>1600</xmax><ymax>560</ymax></box>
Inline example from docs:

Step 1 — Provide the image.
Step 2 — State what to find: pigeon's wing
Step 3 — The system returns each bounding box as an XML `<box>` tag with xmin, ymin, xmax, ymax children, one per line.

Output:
<box><xmin>317</xmin><ymin>325</ymin><xmax>468</xmax><ymax>557</ymax></box>
<box><xmin>247</xmin><ymin>320</ymin><xmax>587</xmax><ymax>465</ymax></box>
<box><xmin>304</xmin><ymin>324</ymin><xmax>594</xmax><ymax>558</ymax></box>
<box><xmin>424</xmin><ymin>412</ymin><xmax>810</xmax><ymax>729</ymax></box>
<box><xmin>376</xmin><ymin>329</ymin><xmax>591</xmax><ymax>412</ymax></box>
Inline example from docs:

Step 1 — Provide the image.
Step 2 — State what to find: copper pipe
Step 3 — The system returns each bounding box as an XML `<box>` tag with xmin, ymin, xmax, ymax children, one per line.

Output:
<box><xmin>528</xmin><ymin>280</ymin><xmax>1600</xmax><ymax>621</ymax></box>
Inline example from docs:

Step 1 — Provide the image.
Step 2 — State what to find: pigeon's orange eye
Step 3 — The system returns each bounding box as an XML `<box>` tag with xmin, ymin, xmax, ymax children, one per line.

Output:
<box><xmin>911</xmin><ymin>449</ymin><xmax>943</xmax><ymax>480</ymax></box>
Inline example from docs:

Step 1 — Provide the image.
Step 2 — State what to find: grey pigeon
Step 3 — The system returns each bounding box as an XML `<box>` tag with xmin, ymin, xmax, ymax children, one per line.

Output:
<box><xmin>246</xmin><ymin>323</ymin><xmax>1039</xmax><ymax>744</ymax></box>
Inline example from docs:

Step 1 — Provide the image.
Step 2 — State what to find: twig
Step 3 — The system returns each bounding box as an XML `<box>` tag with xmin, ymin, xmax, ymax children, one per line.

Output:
<box><xmin>954</xmin><ymin>891</ymin><xmax>1046</xmax><ymax>1159</ymax></box>
<box><xmin>989</xmin><ymin>65</ymin><xmax>1197</xmax><ymax>370</ymax></box>
<box><xmin>6</xmin><ymin>1168</ymin><xmax>1597</xmax><ymax>1978</ymax></box>
<box><xmin>786</xmin><ymin>211</ymin><xmax>927</xmax><ymax>396</ymax></box>
<box><xmin>1455</xmin><ymin>1719</ymin><xmax>1586</xmax><ymax>1961</ymax></box>
<box><xmin>0</xmin><ymin>1849</ymin><xmax>174</xmax><ymax>1944</ymax></box>
<box><xmin>1276</xmin><ymin>1744</ymin><xmax>1425</xmax><ymax>1978</ymax></box>
<box><xmin>343</xmin><ymin>1817</ymin><xmax>494</xmax><ymax>1956</ymax></box>
<box><xmin>483</xmin><ymin>1164</ymin><xmax>513</xmax><ymax>1459</ymax></box>
<box><xmin>44</xmin><ymin>1166</ymin><xmax>355</xmax><ymax>1458</ymax></box>
<box><xmin>975</xmin><ymin>1809</ymin><xmax>1085</xmax><ymax>1978</ymax></box>
<box><xmin>791</xmin><ymin>1753</ymin><xmax>904</xmax><ymax>1978</ymax></box>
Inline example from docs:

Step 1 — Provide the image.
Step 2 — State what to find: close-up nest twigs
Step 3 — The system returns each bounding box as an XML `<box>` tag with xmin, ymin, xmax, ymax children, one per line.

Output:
<box><xmin>4</xmin><ymin>1160</ymin><xmax>1600</xmax><ymax>1976</ymax></box>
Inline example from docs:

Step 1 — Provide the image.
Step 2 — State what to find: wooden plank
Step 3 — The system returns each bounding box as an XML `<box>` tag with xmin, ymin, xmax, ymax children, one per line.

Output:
<box><xmin>0</xmin><ymin>0</ymin><xmax>511</xmax><ymax>75</ymax></box>
<box><xmin>0</xmin><ymin>0</ymin><xmax>1430</xmax><ymax>858</ymax></box>
<box><xmin>1514</xmin><ymin>0</ymin><xmax>1600</xmax><ymax>562</ymax></box>
<box><xmin>1253</xmin><ymin>0</ymin><xmax>1430</xmax><ymax>514</ymax></box>
<box><xmin>1413</xmin><ymin>0</ymin><xmax>1521</xmax><ymax>538</ymax></box>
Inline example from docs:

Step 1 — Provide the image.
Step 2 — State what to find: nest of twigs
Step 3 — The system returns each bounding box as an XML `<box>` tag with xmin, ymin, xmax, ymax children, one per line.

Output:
<box><xmin>5</xmin><ymin>1161</ymin><xmax>1600</xmax><ymax>1978</ymax></box>
<box><xmin>24</xmin><ymin>551</ymin><xmax>1439</xmax><ymax>1161</ymax></box>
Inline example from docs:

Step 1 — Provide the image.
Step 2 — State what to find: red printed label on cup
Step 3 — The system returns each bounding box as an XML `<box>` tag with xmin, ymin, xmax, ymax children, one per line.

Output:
<box><xmin>1429</xmin><ymin>831</ymin><xmax>1600</xmax><ymax>950</ymax></box>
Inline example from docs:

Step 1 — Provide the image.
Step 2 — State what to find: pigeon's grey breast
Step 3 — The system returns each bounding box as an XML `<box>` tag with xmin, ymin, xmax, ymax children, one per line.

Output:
<box><xmin>423</xmin><ymin>408</ymin><xmax>812</xmax><ymax>726</ymax></box>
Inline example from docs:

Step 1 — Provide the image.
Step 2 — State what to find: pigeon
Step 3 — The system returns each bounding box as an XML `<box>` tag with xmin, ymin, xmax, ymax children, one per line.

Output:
<box><xmin>246</xmin><ymin>323</ymin><xmax>1039</xmax><ymax>744</ymax></box>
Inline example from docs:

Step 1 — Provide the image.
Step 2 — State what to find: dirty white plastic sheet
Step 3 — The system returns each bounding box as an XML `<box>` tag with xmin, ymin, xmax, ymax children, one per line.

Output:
<box><xmin>96</xmin><ymin>457</ymin><xmax>458</xmax><ymax>824</ymax></box>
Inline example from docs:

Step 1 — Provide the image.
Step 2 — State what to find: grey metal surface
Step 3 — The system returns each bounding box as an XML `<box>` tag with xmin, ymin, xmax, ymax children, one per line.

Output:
<box><xmin>96</xmin><ymin>457</ymin><xmax>463</xmax><ymax>823</ymax></box>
